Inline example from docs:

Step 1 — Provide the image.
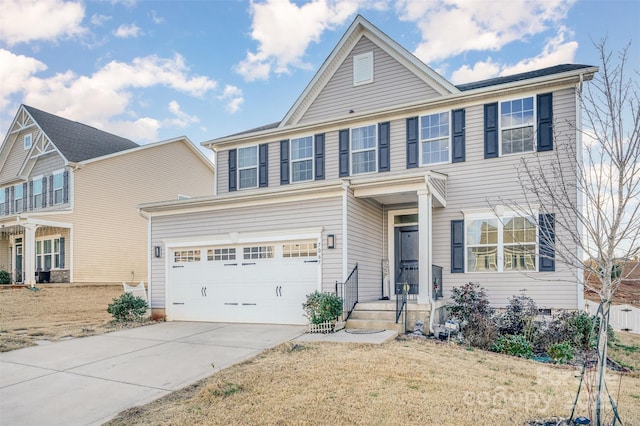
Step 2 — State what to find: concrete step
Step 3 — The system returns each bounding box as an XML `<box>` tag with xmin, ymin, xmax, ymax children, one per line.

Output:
<box><xmin>345</xmin><ymin>318</ymin><xmax>404</xmax><ymax>332</ymax></box>
<box><xmin>355</xmin><ymin>301</ymin><xmax>396</xmax><ymax>311</ymax></box>
<box><xmin>349</xmin><ymin>310</ymin><xmax>397</xmax><ymax>321</ymax></box>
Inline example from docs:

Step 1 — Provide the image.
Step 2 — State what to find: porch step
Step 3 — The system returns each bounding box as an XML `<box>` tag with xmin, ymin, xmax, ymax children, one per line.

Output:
<box><xmin>344</xmin><ymin>300</ymin><xmax>432</xmax><ymax>333</ymax></box>
<box><xmin>345</xmin><ymin>318</ymin><xmax>404</xmax><ymax>333</ymax></box>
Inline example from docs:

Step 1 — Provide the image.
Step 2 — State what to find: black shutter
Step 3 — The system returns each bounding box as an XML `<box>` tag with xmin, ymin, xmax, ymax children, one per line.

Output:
<box><xmin>41</xmin><ymin>176</ymin><xmax>47</xmax><ymax>207</ymax></box>
<box><xmin>22</xmin><ymin>183</ymin><xmax>27</xmax><ymax>212</ymax></box>
<box><xmin>59</xmin><ymin>237</ymin><xmax>65</xmax><ymax>269</ymax></box>
<box><xmin>280</xmin><ymin>140</ymin><xmax>289</xmax><ymax>185</ymax></box>
<box><xmin>452</xmin><ymin>108</ymin><xmax>466</xmax><ymax>163</ymax></box>
<box><xmin>228</xmin><ymin>149</ymin><xmax>237</xmax><ymax>192</ymax></box>
<box><xmin>406</xmin><ymin>117</ymin><xmax>419</xmax><ymax>168</ymax></box>
<box><xmin>49</xmin><ymin>174</ymin><xmax>54</xmax><ymax>203</ymax></box>
<box><xmin>314</xmin><ymin>134</ymin><xmax>325</xmax><ymax>180</ymax></box>
<box><xmin>339</xmin><ymin>129</ymin><xmax>350</xmax><ymax>177</ymax></box>
<box><xmin>4</xmin><ymin>187</ymin><xmax>9</xmax><ymax>215</ymax></box>
<box><xmin>484</xmin><ymin>102</ymin><xmax>499</xmax><ymax>158</ymax></box>
<box><xmin>451</xmin><ymin>220</ymin><xmax>465</xmax><ymax>273</ymax></box>
<box><xmin>539</xmin><ymin>213</ymin><xmax>555</xmax><ymax>272</ymax></box>
<box><xmin>62</xmin><ymin>171</ymin><xmax>69</xmax><ymax>203</ymax></box>
<box><xmin>9</xmin><ymin>186</ymin><xmax>14</xmax><ymax>214</ymax></box>
<box><xmin>378</xmin><ymin>121</ymin><xmax>390</xmax><ymax>172</ymax></box>
<box><xmin>258</xmin><ymin>143</ymin><xmax>268</xmax><ymax>188</ymax></box>
<box><xmin>537</xmin><ymin>93</ymin><xmax>553</xmax><ymax>152</ymax></box>
<box><xmin>29</xmin><ymin>180</ymin><xmax>34</xmax><ymax>210</ymax></box>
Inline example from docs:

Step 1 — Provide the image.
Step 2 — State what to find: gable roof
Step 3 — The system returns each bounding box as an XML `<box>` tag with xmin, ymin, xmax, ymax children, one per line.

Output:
<box><xmin>455</xmin><ymin>64</ymin><xmax>594</xmax><ymax>91</ymax></box>
<box><xmin>279</xmin><ymin>15</ymin><xmax>459</xmax><ymax>128</ymax></box>
<box><xmin>22</xmin><ymin>105</ymin><xmax>138</xmax><ymax>163</ymax></box>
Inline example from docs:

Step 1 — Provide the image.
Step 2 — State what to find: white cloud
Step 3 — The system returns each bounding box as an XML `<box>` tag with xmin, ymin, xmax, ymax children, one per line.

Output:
<box><xmin>91</xmin><ymin>13</ymin><xmax>111</xmax><ymax>26</ymax></box>
<box><xmin>113</xmin><ymin>23</ymin><xmax>143</xmax><ymax>38</ymax></box>
<box><xmin>235</xmin><ymin>0</ymin><xmax>365</xmax><ymax>81</ymax></box>
<box><xmin>218</xmin><ymin>84</ymin><xmax>244</xmax><ymax>113</ymax></box>
<box><xmin>449</xmin><ymin>27</ymin><xmax>579</xmax><ymax>84</ymax></box>
<box><xmin>165</xmin><ymin>100</ymin><xmax>199</xmax><ymax>128</ymax></box>
<box><xmin>150</xmin><ymin>10</ymin><xmax>165</xmax><ymax>25</ymax></box>
<box><xmin>396</xmin><ymin>0</ymin><xmax>575</xmax><ymax>64</ymax></box>
<box><xmin>2</xmin><ymin>52</ymin><xmax>217</xmax><ymax>142</ymax></box>
<box><xmin>0</xmin><ymin>0</ymin><xmax>86</xmax><ymax>45</ymax></box>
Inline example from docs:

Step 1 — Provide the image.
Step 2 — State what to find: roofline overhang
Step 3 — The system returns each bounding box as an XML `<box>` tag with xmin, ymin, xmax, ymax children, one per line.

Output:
<box><xmin>203</xmin><ymin>66</ymin><xmax>598</xmax><ymax>149</ymax></box>
<box><xmin>139</xmin><ymin>180</ymin><xmax>346</xmax><ymax>216</ymax></box>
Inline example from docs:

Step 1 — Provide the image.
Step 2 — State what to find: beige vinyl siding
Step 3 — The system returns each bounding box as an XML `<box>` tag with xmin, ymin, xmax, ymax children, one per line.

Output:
<box><xmin>217</xmin><ymin>149</ymin><xmax>229</xmax><ymax>195</ymax></box>
<box><xmin>149</xmin><ymin>196</ymin><xmax>343</xmax><ymax>309</ymax></box>
<box><xmin>299</xmin><ymin>36</ymin><xmax>441</xmax><ymax>125</ymax></box>
<box><xmin>0</xmin><ymin>239</ymin><xmax>9</xmax><ymax>270</ymax></box>
<box><xmin>424</xmin><ymin>88</ymin><xmax>579</xmax><ymax>308</ymax></box>
<box><xmin>30</xmin><ymin>152</ymin><xmax>65</xmax><ymax>176</ymax></box>
<box><xmin>66</xmin><ymin>141</ymin><xmax>213</xmax><ymax>284</ymax></box>
<box><xmin>346</xmin><ymin>191</ymin><xmax>384</xmax><ymax>301</ymax></box>
<box><xmin>0</xmin><ymin>130</ymin><xmax>32</xmax><ymax>183</ymax></box>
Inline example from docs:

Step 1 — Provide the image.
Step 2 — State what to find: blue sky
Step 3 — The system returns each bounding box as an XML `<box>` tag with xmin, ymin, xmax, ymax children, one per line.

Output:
<box><xmin>1</xmin><ymin>0</ymin><xmax>638</xmax><ymax>150</ymax></box>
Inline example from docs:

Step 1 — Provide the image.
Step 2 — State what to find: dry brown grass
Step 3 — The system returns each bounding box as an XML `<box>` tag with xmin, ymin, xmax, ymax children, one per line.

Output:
<box><xmin>107</xmin><ymin>338</ymin><xmax>640</xmax><ymax>426</ymax></box>
<box><xmin>0</xmin><ymin>285</ymin><xmax>146</xmax><ymax>352</ymax></box>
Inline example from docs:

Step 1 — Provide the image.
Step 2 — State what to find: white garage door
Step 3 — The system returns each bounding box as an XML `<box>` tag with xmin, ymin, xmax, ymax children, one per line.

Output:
<box><xmin>167</xmin><ymin>239</ymin><xmax>319</xmax><ymax>324</ymax></box>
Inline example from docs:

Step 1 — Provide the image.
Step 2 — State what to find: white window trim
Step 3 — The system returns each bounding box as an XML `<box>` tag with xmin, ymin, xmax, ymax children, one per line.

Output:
<box><xmin>52</xmin><ymin>169</ymin><xmax>65</xmax><ymax>205</ymax></box>
<box><xmin>464</xmin><ymin>210</ymin><xmax>538</xmax><ymax>273</ymax></box>
<box><xmin>353</xmin><ymin>51</ymin><xmax>374</xmax><ymax>86</ymax></box>
<box><xmin>32</xmin><ymin>175</ymin><xmax>43</xmax><ymax>209</ymax></box>
<box><xmin>0</xmin><ymin>187</ymin><xmax>5</xmax><ymax>214</ymax></box>
<box><xmin>419</xmin><ymin>110</ymin><xmax>451</xmax><ymax>166</ymax></box>
<box><xmin>290</xmin><ymin>136</ymin><xmax>314</xmax><ymax>183</ymax></box>
<box><xmin>237</xmin><ymin>145</ymin><xmax>258</xmax><ymax>190</ymax></box>
<box><xmin>23</xmin><ymin>134</ymin><xmax>32</xmax><ymax>150</ymax></box>
<box><xmin>499</xmin><ymin>95</ymin><xmax>537</xmax><ymax>157</ymax></box>
<box><xmin>350</xmin><ymin>124</ymin><xmax>378</xmax><ymax>176</ymax></box>
<box><xmin>35</xmin><ymin>235</ymin><xmax>62</xmax><ymax>270</ymax></box>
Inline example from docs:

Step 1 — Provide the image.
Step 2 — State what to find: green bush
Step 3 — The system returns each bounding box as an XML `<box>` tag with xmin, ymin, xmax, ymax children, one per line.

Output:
<box><xmin>302</xmin><ymin>291</ymin><xmax>343</xmax><ymax>324</ymax></box>
<box><xmin>548</xmin><ymin>341</ymin><xmax>574</xmax><ymax>364</ymax></box>
<box><xmin>447</xmin><ymin>282</ymin><xmax>497</xmax><ymax>349</ymax></box>
<box><xmin>491</xmin><ymin>334</ymin><xmax>534</xmax><ymax>358</ymax></box>
<box><xmin>0</xmin><ymin>269</ymin><xmax>10</xmax><ymax>284</ymax></box>
<box><xmin>496</xmin><ymin>293</ymin><xmax>538</xmax><ymax>337</ymax></box>
<box><xmin>107</xmin><ymin>293</ymin><xmax>148</xmax><ymax>322</ymax></box>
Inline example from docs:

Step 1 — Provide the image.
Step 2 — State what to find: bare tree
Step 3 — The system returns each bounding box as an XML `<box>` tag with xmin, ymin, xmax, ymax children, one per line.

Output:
<box><xmin>508</xmin><ymin>39</ymin><xmax>639</xmax><ymax>424</ymax></box>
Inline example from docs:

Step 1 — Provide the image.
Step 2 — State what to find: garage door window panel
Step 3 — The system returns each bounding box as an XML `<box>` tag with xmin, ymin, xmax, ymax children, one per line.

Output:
<box><xmin>208</xmin><ymin>248</ymin><xmax>236</xmax><ymax>261</ymax></box>
<box><xmin>244</xmin><ymin>246</ymin><xmax>274</xmax><ymax>260</ymax></box>
<box><xmin>283</xmin><ymin>242</ymin><xmax>318</xmax><ymax>258</ymax></box>
<box><xmin>174</xmin><ymin>250</ymin><xmax>201</xmax><ymax>262</ymax></box>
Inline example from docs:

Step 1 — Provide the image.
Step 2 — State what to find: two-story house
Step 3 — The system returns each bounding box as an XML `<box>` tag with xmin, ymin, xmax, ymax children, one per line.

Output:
<box><xmin>139</xmin><ymin>16</ymin><xmax>597</xmax><ymax>327</ymax></box>
<box><xmin>0</xmin><ymin>105</ymin><xmax>215</xmax><ymax>286</ymax></box>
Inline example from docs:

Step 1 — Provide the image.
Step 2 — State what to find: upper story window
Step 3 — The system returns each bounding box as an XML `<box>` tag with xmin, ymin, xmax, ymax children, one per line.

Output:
<box><xmin>420</xmin><ymin>112</ymin><xmax>450</xmax><ymax>165</ymax></box>
<box><xmin>0</xmin><ymin>190</ymin><xmax>5</xmax><ymax>215</ymax></box>
<box><xmin>291</xmin><ymin>136</ymin><xmax>313</xmax><ymax>182</ymax></box>
<box><xmin>52</xmin><ymin>171</ymin><xmax>64</xmax><ymax>204</ymax></box>
<box><xmin>23</xmin><ymin>134</ymin><xmax>32</xmax><ymax>150</ymax></box>
<box><xmin>501</xmin><ymin>97</ymin><xmax>534</xmax><ymax>155</ymax></box>
<box><xmin>466</xmin><ymin>212</ymin><xmax>537</xmax><ymax>273</ymax></box>
<box><xmin>33</xmin><ymin>177</ymin><xmax>43</xmax><ymax>209</ymax></box>
<box><xmin>238</xmin><ymin>146</ymin><xmax>258</xmax><ymax>190</ymax></box>
<box><xmin>14</xmin><ymin>184</ymin><xmax>24</xmax><ymax>212</ymax></box>
<box><xmin>353</xmin><ymin>52</ymin><xmax>373</xmax><ymax>86</ymax></box>
<box><xmin>351</xmin><ymin>124</ymin><xmax>377</xmax><ymax>175</ymax></box>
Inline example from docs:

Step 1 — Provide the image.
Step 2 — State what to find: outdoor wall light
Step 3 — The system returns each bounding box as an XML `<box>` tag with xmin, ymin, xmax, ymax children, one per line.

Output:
<box><xmin>327</xmin><ymin>234</ymin><xmax>336</xmax><ymax>249</ymax></box>
<box><xmin>154</xmin><ymin>246</ymin><xmax>161</xmax><ymax>258</ymax></box>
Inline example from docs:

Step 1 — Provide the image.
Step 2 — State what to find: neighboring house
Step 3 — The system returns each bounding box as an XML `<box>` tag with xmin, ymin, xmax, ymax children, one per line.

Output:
<box><xmin>0</xmin><ymin>105</ymin><xmax>215</xmax><ymax>286</ymax></box>
<box><xmin>140</xmin><ymin>15</ymin><xmax>597</xmax><ymax>326</ymax></box>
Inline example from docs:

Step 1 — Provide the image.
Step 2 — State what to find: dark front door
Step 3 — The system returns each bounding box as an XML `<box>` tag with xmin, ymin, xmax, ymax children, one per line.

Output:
<box><xmin>394</xmin><ymin>226</ymin><xmax>418</xmax><ymax>295</ymax></box>
<box><xmin>15</xmin><ymin>240</ymin><xmax>23</xmax><ymax>283</ymax></box>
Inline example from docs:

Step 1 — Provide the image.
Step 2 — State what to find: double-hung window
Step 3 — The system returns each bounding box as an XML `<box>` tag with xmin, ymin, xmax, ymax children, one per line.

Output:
<box><xmin>291</xmin><ymin>136</ymin><xmax>313</xmax><ymax>182</ymax></box>
<box><xmin>420</xmin><ymin>112</ymin><xmax>450</xmax><ymax>165</ymax></box>
<box><xmin>501</xmin><ymin>97</ymin><xmax>534</xmax><ymax>155</ymax></box>
<box><xmin>33</xmin><ymin>178</ymin><xmax>43</xmax><ymax>208</ymax></box>
<box><xmin>237</xmin><ymin>146</ymin><xmax>258</xmax><ymax>189</ymax></box>
<box><xmin>466</xmin><ymin>212</ymin><xmax>537</xmax><ymax>272</ymax></box>
<box><xmin>52</xmin><ymin>171</ymin><xmax>64</xmax><ymax>204</ymax></box>
<box><xmin>14</xmin><ymin>184</ymin><xmax>24</xmax><ymax>212</ymax></box>
<box><xmin>0</xmin><ymin>190</ymin><xmax>5</xmax><ymax>215</ymax></box>
<box><xmin>351</xmin><ymin>124</ymin><xmax>377</xmax><ymax>175</ymax></box>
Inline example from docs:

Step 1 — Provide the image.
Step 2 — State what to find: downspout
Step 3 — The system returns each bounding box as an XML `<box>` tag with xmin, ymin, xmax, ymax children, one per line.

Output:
<box><xmin>341</xmin><ymin>181</ymin><xmax>349</xmax><ymax>281</ymax></box>
<box><xmin>426</xmin><ymin>179</ymin><xmax>436</xmax><ymax>335</ymax></box>
<box><xmin>138</xmin><ymin>208</ymin><xmax>152</xmax><ymax>309</ymax></box>
<box><xmin>576</xmin><ymin>74</ymin><xmax>585</xmax><ymax>310</ymax></box>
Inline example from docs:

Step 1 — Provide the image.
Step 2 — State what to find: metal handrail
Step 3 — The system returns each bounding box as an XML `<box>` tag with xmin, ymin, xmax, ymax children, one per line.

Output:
<box><xmin>336</xmin><ymin>263</ymin><xmax>358</xmax><ymax>320</ymax></box>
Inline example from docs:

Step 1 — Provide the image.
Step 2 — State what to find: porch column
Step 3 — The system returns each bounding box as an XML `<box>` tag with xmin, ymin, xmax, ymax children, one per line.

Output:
<box><xmin>417</xmin><ymin>189</ymin><xmax>432</xmax><ymax>304</ymax></box>
<box><xmin>23</xmin><ymin>223</ymin><xmax>37</xmax><ymax>287</ymax></box>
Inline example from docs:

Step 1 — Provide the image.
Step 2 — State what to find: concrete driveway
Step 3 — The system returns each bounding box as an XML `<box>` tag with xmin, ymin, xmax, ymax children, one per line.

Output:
<box><xmin>0</xmin><ymin>322</ymin><xmax>304</xmax><ymax>426</ymax></box>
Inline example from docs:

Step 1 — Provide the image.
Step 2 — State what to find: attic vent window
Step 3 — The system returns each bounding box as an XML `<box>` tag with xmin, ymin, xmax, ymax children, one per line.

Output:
<box><xmin>353</xmin><ymin>52</ymin><xmax>373</xmax><ymax>86</ymax></box>
<box><xmin>23</xmin><ymin>134</ymin><xmax>32</xmax><ymax>150</ymax></box>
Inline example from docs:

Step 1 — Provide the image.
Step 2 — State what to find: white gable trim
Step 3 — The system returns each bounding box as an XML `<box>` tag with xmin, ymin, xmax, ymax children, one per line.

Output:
<box><xmin>279</xmin><ymin>15</ymin><xmax>458</xmax><ymax>128</ymax></box>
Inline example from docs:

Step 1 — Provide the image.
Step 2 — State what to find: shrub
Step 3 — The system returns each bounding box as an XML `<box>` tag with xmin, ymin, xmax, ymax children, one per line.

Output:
<box><xmin>107</xmin><ymin>293</ymin><xmax>148</xmax><ymax>322</ymax></box>
<box><xmin>302</xmin><ymin>291</ymin><xmax>343</xmax><ymax>324</ymax></box>
<box><xmin>548</xmin><ymin>341</ymin><xmax>574</xmax><ymax>364</ymax></box>
<box><xmin>491</xmin><ymin>335</ymin><xmax>534</xmax><ymax>358</ymax></box>
<box><xmin>0</xmin><ymin>269</ymin><xmax>10</xmax><ymax>285</ymax></box>
<box><xmin>496</xmin><ymin>293</ymin><xmax>538</xmax><ymax>337</ymax></box>
<box><xmin>447</xmin><ymin>282</ymin><xmax>497</xmax><ymax>349</ymax></box>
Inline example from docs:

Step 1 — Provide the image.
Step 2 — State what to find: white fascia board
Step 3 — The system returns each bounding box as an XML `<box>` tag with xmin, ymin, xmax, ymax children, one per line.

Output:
<box><xmin>163</xmin><ymin>227</ymin><xmax>323</xmax><ymax>248</ymax></box>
